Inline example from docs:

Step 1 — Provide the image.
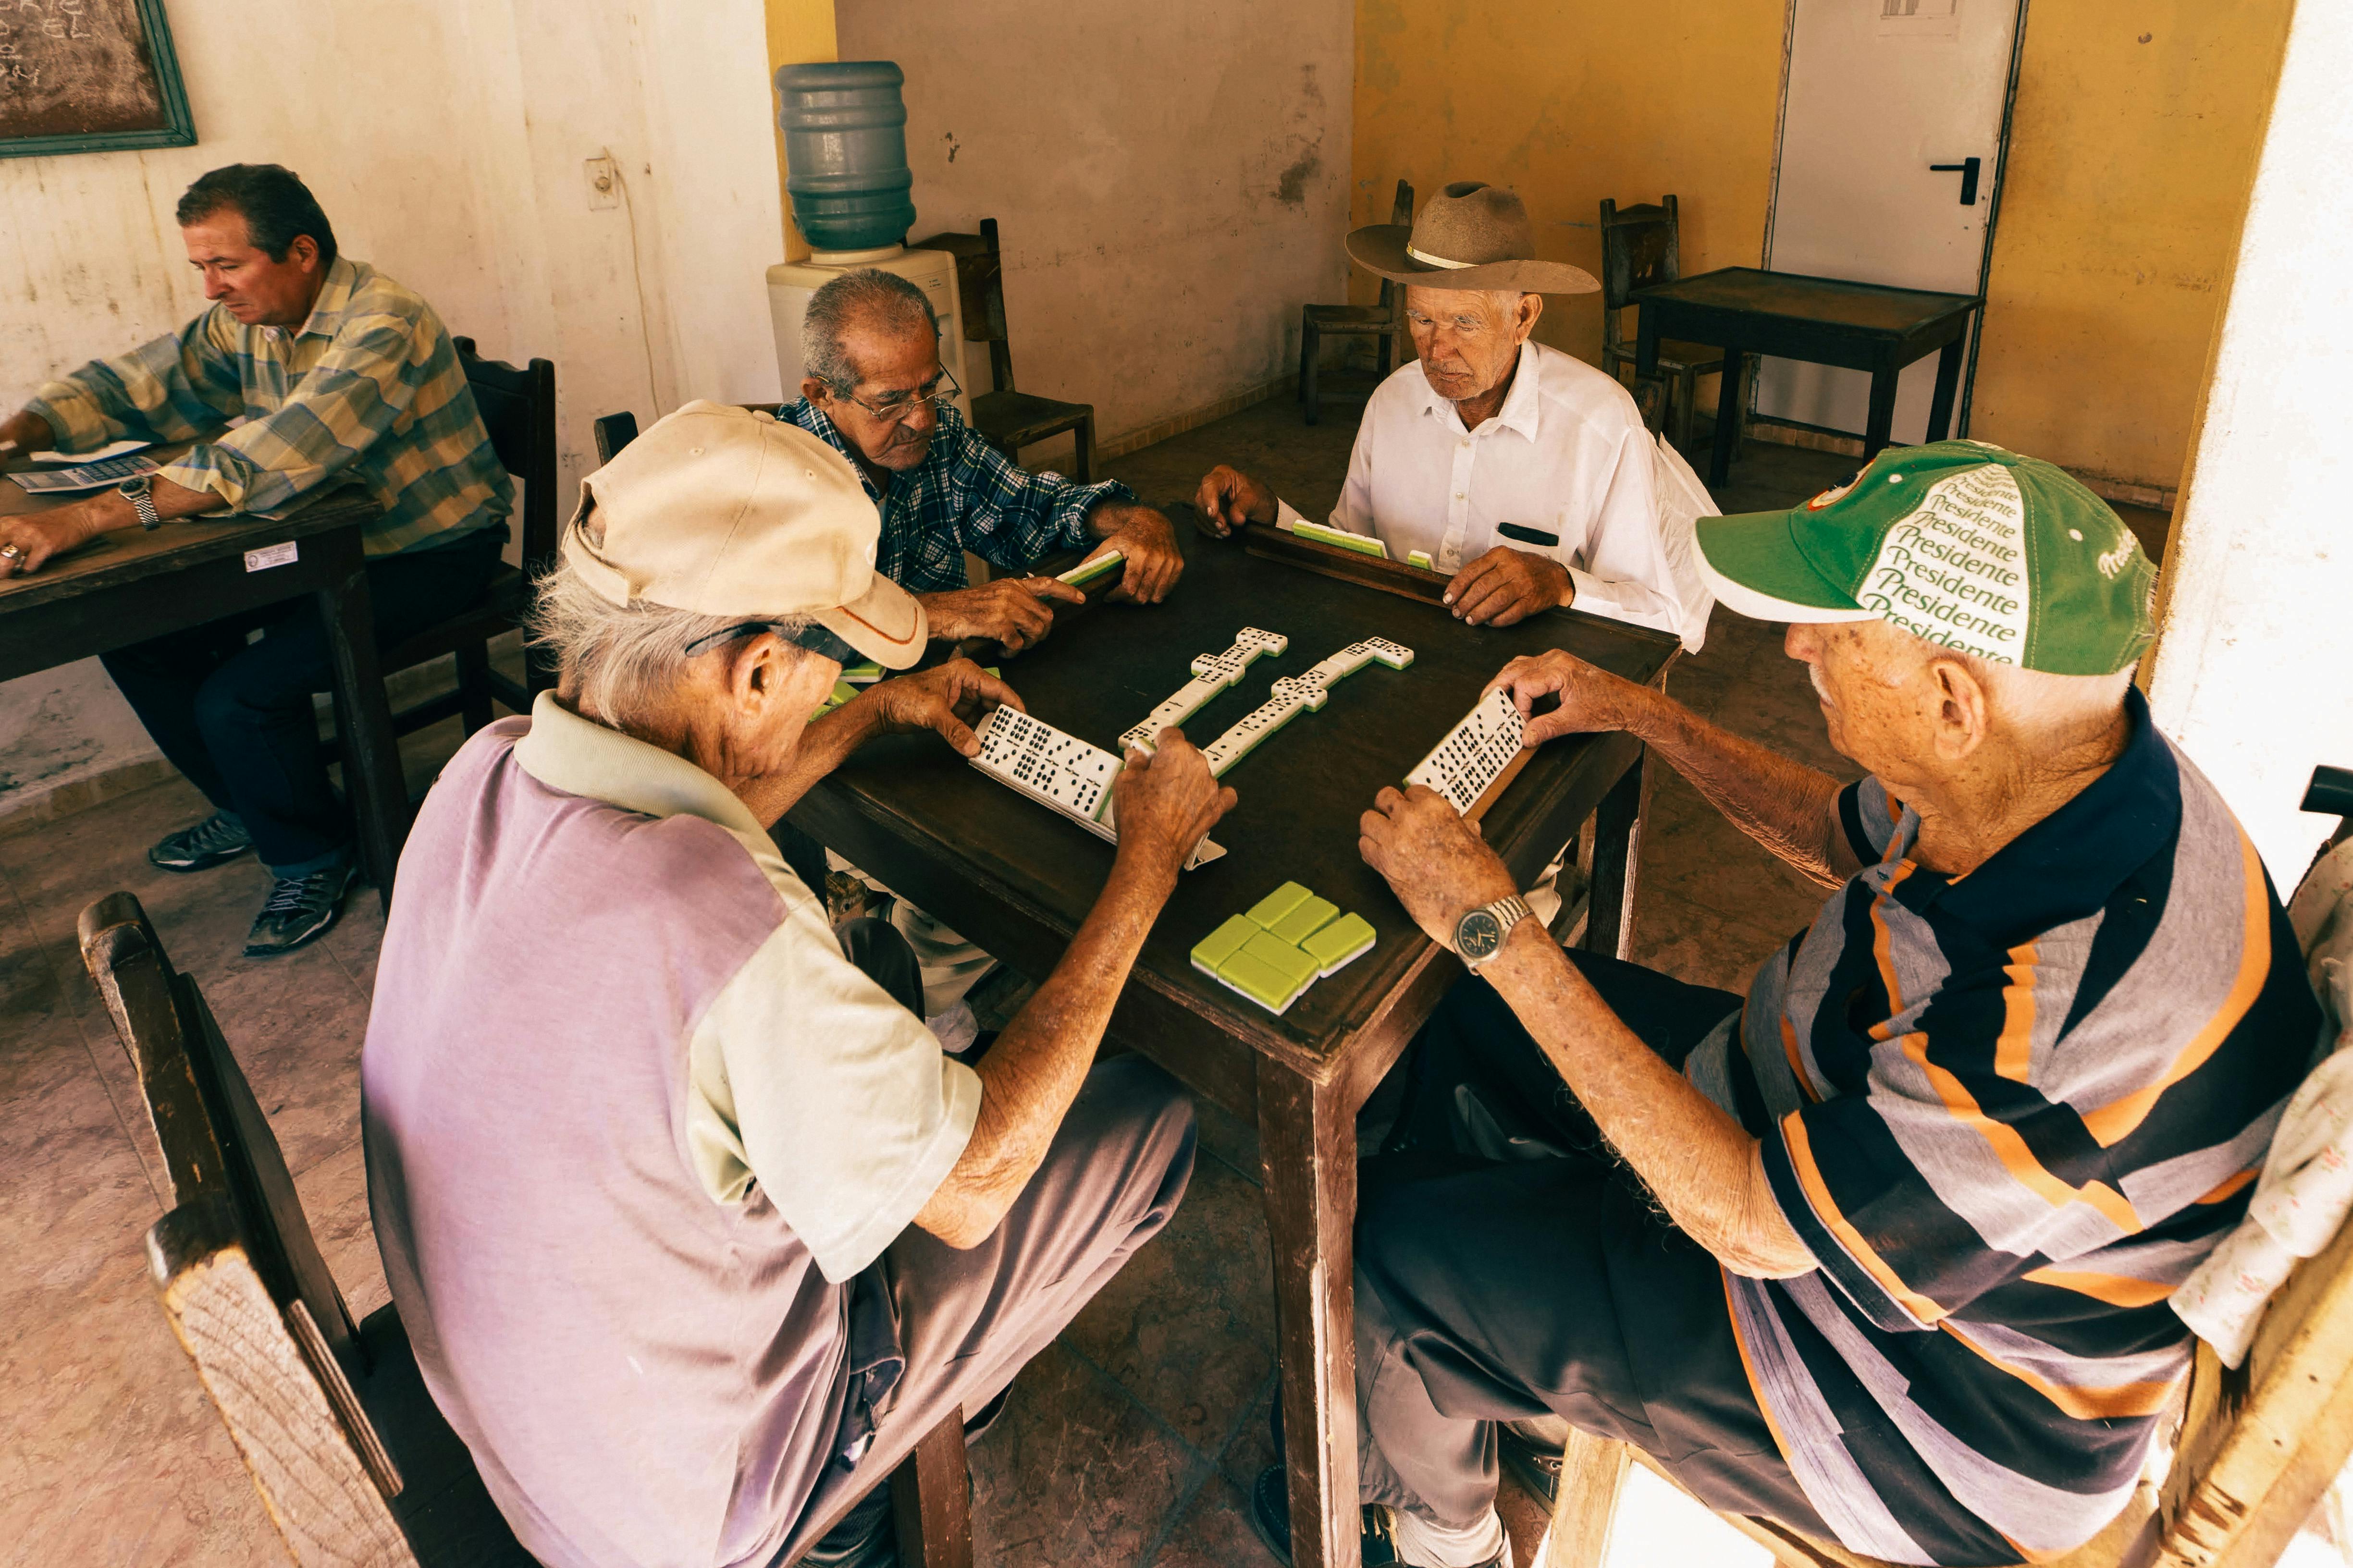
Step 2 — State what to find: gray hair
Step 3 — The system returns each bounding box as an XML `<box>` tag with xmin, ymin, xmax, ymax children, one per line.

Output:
<box><xmin>1876</xmin><ymin>622</ymin><xmax>2134</xmax><ymax>739</ymax></box>
<box><xmin>802</xmin><ymin>268</ymin><xmax>936</xmax><ymax>393</ymax></box>
<box><xmin>528</xmin><ymin>548</ymin><xmax>809</xmax><ymax>729</ymax></box>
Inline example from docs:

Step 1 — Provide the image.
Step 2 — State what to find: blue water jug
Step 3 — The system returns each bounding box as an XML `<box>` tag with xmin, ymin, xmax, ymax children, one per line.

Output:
<box><xmin>775</xmin><ymin>61</ymin><xmax>916</xmax><ymax>253</ymax></box>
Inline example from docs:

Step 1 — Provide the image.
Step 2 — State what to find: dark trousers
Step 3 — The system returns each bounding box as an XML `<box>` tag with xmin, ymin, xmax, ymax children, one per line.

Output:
<box><xmin>1353</xmin><ymin>951</ymin><xmax>1834</xmax><ymax>1540</ymax></box>
<box><xmin>99</xmin><ymin>529</ymin><xmax>505</xmax><ymax>875</ymax></box>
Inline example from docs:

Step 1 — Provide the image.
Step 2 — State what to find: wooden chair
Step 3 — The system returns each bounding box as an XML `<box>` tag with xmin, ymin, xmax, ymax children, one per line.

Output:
<box><xmin>80</xmin><ymin>890</ymin><xmax>977</xmax><ymax>1568</ymax></box>
<box><xmin>1544</xmin><ymin>768</ymin><xmax>2353</xmax><ymax>1568</ymax></box>
<box><xmin>1298</xmin><ymin>178</ymin><xmax>1415</xmax><ymax>426</ymax></box>
<box><xmin>591</xmin><ymin>412</ymin><xmax>639</xmax><ymax>465</ymax></box>
<box><xmin>374</xmin><ymin>340</ymin><xmax>561</xmax><ymax>741</ymax></box>
<box><xmin>915</xmin><ymin>219</ymin><xmax>1095</xmax><ymax>480</ymax></box>
<box><xmin>1598</xmin><ymin>196</ymin><xmax>1726</xmax><ymax>457</ymax></box>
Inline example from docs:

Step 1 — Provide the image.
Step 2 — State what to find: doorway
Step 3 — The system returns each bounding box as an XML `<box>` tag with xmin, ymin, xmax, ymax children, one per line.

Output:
<box><xmin>1755</xmin><ymin>0</ymin><xmax>2027</xmax><ymax>444</ymax></box>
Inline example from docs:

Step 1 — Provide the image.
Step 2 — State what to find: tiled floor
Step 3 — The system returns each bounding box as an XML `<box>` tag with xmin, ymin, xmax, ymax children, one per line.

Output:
<box><xmin>0</xmin><ymin>402</ymin><xmax>2170</xmax><ymax>1568</ymax></box>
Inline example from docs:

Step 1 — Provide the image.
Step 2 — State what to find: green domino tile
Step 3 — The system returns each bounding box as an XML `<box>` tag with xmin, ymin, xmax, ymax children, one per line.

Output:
<box><xmin>1246</xmin><ymin>881</ymin><xmax>1316</xmax><ymax>929</ymax></box>
<box><xmin>1406</xmin><ymin>550</ymin><xmax>1436</xmax><ymax>571</ymax></box>
<box><xmin>1292</xmin><ymin>520</ymin><xmax>1390</xmax><ymax>559</ymax></box>
<box><xmin>828</xmin><ymin>680</ymin><xmax>860</xmax><ymax>707</ymax></box>
<box><xmin>1216</xmin><ymin>948</ymin><xmax>1308</xmax><ymax>1013</ymax></box>
<box><xmin>1267</xmin><ymin>894</ymin><xmax>1340</xmax><ymax>946</ymax></box>
<box><xmin>1057</xmin><ymin>549</ymin><xmax>1124</xmax><ymax>588</ymax></box>
<box><xmin>1236</xmin><ymin>930</ymin><xmax>1319</xmax><ymax>993</ymax></box>
<box><xmin>841</xmin><ymin>661</ymin><xmax>885</xmax><ymax>686</ymax></box>
<box><xmin>1190</xmin><ymin>914</ymin><xmax>1259</xmax><ymax>975</ymax></box>
<box><xmin>1301</xmin><ymin>912</ymin><xmax>1377</xmax><ymax>975</ymax></box>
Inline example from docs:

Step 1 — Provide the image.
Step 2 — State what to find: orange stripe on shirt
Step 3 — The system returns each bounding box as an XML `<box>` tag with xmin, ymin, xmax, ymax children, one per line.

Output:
<box><xmin>2022</xmin><ymin>1265</ymin><xmax>2176</xmax><ymax>1308</ymax></box>
<box><xmin>2081</xmin><ymin>830</ymin><xmax>2272</xmax><ymax>1147</ymax></box>
<box><xmin>1941</xmin><ymin>1322</ymin><xmax>2184</xmax><ymax>1420</ymax></box>
<box><xmin>1780</xmin><ymin>1010</ymin><xmax>1820</xmax><ymax>1103</ymax></box>
<box><xmin>1720</xmin><ymin>1269</ymin><xmax>1800</xmax><ymax>1472</ymax></box>
<box><xmin>1781</xmin><ymin>1109</ymin><xmax>1949</xmax><ymax>1324</ymax></box>
<box><xmin>1995</xmin><ymin>943</ymin><xmax>2039</xmax><ymax>1082</ymax></box>
<box><xmin>2195</xmin><ymin>1166</ymin><xmax>2259</xmax><ymax>1205</ymax></box>
<box><xmin>1900</xmin><ymin>1029</ymin><xmax>2144</xmax><ymax>1234</ymax></box>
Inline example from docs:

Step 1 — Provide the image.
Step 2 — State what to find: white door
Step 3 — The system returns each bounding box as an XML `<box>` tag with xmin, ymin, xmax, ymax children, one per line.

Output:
<box><xmin>1756</xmin><ymin>0</ymin><xmax>2022</xmax><ymax>443</ymax></box>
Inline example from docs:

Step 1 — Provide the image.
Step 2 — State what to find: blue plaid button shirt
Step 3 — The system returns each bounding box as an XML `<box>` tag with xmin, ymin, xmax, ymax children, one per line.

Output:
<box><xmin>779</xmin><ymin>398</ymin><xmax>1133</xmax><ymax>594</ymax></box>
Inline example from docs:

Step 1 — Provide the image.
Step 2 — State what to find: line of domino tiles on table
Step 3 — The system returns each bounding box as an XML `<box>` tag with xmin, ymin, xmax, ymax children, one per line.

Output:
<box><xmin>1198</xmin><ymin>637</ymin><xmax>1416</xmax><ymax>779</ymax></box>
<box><xmin>1119</xmin><ymin>626</ymin><xmax>1290</xmax><ymax>753</ymax></box>
<box><xmin>970</xmin><ymin>705</ymin><xmax>1224</xmax><ymax>869</ymax></box>
<box><xmin>1403</xmin><ymin>687</ymin><xmax>1532</xmax><ymax>821</ymax></box>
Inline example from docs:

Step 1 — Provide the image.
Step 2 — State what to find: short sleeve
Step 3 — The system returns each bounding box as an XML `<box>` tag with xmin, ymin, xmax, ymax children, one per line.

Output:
<box><xmin>687</xmin><ymin>893</ymin><xmax>979</xmax><ymax>1282</ymax></box>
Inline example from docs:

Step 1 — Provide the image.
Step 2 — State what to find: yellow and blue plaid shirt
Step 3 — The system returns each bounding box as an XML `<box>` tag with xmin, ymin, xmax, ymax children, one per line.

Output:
<box><xmin>29</xmin><ymin>256</ymin><xmax>511</xmax><ymax>556</ymax></box>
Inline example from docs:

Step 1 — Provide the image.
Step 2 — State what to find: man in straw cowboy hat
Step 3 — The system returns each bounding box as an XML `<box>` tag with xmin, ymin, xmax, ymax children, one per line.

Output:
<box><xmin>1196</xmin><ymin>181</ymin><xmax>1715</xmax><ymax>651</ymax></box>
<box><xmin>1250</xmin><ymin>441</ymin><xmax>2318</xmax><ymax>1566</ymax></box>
<box><xmin>365</xmin><ymin>402</ymin><xmax>1232</xmax><ymax>1568</ymax></box>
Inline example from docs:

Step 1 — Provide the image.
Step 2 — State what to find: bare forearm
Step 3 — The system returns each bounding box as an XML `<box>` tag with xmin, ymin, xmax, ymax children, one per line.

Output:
<box><xmin>1627</xmin><ymin>689</ymin><xmax>1847</xmax><ymax>885</ymax></box>
<box><xmin>922</xmin><ymin>857</ymin><xmax>1171</xmax><ymax>1241</ymax></box>
<box><xmin>1484</xmin><ymin>925</ymin><xmax>1812</xmax><ymax>1277</ymax></box>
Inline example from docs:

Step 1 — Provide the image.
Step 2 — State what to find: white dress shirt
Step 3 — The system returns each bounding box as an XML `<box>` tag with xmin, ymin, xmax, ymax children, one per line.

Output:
<box><xmin>1275</xmin><ymin>341</ymin><xmax>1716</xmax><ymax>650</ymax></box>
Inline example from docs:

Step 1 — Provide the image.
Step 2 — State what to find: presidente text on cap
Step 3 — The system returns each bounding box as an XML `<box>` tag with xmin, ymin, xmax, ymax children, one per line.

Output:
<box><xmin>560</xmin><ymin>400</ymin><xmax>926</xmax><ymax>668</ymax></box>
<box><xmin>1693</xmin><ymin>439</ymin><xmax>2157</xmax><ymax>676</ymax></box>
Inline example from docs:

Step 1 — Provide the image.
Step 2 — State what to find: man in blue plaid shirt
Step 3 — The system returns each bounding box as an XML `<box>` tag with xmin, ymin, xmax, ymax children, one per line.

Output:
<box><xmin>782</xmin><ymin>270</ymin><xmax>1185</xmax><ymax>654</ymax></box>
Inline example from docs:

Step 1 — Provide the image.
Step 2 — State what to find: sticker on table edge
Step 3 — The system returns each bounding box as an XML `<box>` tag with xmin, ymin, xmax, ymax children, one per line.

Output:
<box><xmin>1056</xmin><ymin>547</ymin><xmax>1125</xmax><ymax>587</ymax></box>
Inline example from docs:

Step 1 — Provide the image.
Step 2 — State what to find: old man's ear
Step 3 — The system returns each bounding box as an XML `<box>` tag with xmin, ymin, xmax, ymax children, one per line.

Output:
<box><xmin>1928</xmin><ymin>656</ymin><xmax>1994</xmax><ymax>761</ymax></box>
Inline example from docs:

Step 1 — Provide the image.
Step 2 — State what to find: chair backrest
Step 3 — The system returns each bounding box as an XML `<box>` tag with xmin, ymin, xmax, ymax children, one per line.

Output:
<box><xmin>1598</xmin><ymin>196</ymin><xmax>1683</xmax><ymax>349</ymax></box>
<box><xmin>79</xmin><ymin>892</ymin><xmax>418</xmax><ymax>1566</ymax></box>
<box><xmin>912</xmin><ymin>223</ymin><xmax>1015</xmax><ymax>394</ymax></box>
<box><xmin>591</xmin><ymin>411</ymin><xmax>639</xmax><ymax>465</ymax></box>
<box><xmin>452</xmin><ymin>337</ymin><xmax>560</xmax><ymax>578</ymax></box>
<box><xmin>1375</xmin><ymin>178</ymin><xmax>1416</xmax><ymax>317</ymax></box>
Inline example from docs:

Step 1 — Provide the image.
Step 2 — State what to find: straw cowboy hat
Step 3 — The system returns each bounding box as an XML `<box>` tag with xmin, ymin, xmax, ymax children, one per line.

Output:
<box><xmin>1345</xmin><ymin>180</ymin><xmax>1600</xmax><ymax>294</ymax></box>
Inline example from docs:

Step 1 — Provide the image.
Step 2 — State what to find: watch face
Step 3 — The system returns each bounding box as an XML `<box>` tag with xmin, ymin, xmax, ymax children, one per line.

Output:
<box><xmin>1456</xmin><ymin>908</ymin><xmax>1503</xmax><ymax>960</ymax></box>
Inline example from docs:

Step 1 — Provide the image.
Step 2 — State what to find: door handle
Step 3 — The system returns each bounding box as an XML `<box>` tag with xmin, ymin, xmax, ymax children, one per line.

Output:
<box><xmin>1929</xmin><ymin>157</ymin><xmax>1982</xmax><ymax>206</ymax></box>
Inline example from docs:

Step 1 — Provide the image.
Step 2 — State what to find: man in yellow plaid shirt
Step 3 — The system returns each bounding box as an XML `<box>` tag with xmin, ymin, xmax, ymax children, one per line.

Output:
<box><xmin>0</xmin><ymin>164</ymin><xmax>512</xmax><ymax>956</ymax></box>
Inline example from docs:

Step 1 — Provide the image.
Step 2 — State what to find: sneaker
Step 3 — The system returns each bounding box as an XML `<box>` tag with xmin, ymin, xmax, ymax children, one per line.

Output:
<box><xmin>148</xmin><ymin>812</ymin><xmax>253</xmax><ymax>874</ymax></box>
<box><xmin>243</xmin><ymin>864</ymin><xmax>355</xmax><ymax>957</ymax></box>
<box><xmin>1248</xmin><ymin>1466</ymin><xmax>1504</xmax><ymax>1568</ymax></box>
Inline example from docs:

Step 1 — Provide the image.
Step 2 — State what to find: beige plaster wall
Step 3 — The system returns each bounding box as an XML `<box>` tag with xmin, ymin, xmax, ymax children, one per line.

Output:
<box><xmin>832</xmin><ymin>0</ymin><xmax>1355</xmax><ymax>464</ymax></box>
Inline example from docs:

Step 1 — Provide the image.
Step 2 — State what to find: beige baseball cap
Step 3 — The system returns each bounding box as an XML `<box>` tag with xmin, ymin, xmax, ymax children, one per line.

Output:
<box><xmin>559</xmin><ymin>399</ymin><xmax>927</xmax><ymax>668</ymax></box>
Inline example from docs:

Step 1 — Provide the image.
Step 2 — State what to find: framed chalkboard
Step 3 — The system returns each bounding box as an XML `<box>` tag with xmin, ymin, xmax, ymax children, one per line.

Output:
<box><xmin>0</xmin><ymin>0</ymin><xmax>195</xmax><ymax>159</ymax></box>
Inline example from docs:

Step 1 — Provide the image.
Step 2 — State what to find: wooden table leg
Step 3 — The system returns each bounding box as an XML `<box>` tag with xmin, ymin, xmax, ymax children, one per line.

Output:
<box><xmin>313</xmin><ymin>531</ymin><xmax>408</xmax><ymax>912</ymax></box>
<box><xmin>1863</xmin><ymin>358</ymin><xmax>1901</xmax><ymax>461</ymax></box>
<box><xmin>1579</xmin><ymin>751</ymin><xmax>1645</xmax><ymax>961</ymax></box>
<box><xmin>1925</xmin><ymin>332</ymin><xmax>1966</xmax><ymax>441</ymax></box>
<box><xmin>1259</xmin><ymin>1056</ymin><xmax>1362</xmax><ymax>1568</ymax></box>
<box><xmin>1708</xmin><ymin>347</ymin><xmax>1745</xmax><ymax>490</ymax></box>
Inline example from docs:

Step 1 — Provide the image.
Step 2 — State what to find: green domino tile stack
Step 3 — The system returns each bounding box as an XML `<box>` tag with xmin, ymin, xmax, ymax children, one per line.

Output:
<box><xmin>1189</xmin><ymin>881</ymin><xmax>1379</xmax><ymax>1015</ymax></box>
<box><xmin>1290</xmin><ymin>519</ymin><xmax>1391</xmax><ymax>560</ymax></box>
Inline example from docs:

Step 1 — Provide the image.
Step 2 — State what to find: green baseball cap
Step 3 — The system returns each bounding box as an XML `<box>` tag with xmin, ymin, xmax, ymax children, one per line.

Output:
<box><xmin>1694</xmin><ymin>440</ymin><xmax>2158</xmax><ymax>675</ymax></box>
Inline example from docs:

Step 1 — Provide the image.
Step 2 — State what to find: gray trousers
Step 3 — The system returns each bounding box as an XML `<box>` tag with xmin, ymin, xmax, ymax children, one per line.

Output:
<box><xmin>776</xmin><ymin>1043</ymin><xmax>1197</xmax><ymax>1561</ymax></box>
<box><xmin>1353</xmin><ymin>956</ymin><xmax>1830</xmax><ymax>1541</ymax></box>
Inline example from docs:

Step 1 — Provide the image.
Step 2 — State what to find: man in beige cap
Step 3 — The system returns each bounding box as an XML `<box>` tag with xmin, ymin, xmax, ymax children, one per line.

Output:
<box><xmin>363</xmin><ymin>402</ymin><xmax>1233</xmax><ymax>1568</ymax></box>
<box><xmin>1197</xmin><ymin>181</ymin><xmax>1716</xmax><ymax>651</ymax></box>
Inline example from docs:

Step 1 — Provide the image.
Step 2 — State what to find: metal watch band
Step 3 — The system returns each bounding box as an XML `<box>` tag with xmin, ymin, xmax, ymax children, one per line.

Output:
<box><xmin>119</xmin><ymin>477</ymin><xmax>161</xmax><ymax>531</ymax></box>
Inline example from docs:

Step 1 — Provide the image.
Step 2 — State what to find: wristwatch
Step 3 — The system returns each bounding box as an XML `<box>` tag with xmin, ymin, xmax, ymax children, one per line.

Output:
<box><xmin>118</xmin><ymin>475</ymin><xmax>161</xmax><ymax>531</ymax></box>
<box><xmin>1453</xmin><ymin>894</ymin><xmax>1534</xmax><ymax>970</ymax></box>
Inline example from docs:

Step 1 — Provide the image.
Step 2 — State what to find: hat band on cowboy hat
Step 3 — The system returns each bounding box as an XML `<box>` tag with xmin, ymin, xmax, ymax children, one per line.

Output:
<box><xmin>1347</xmin><ymin>179</ymin><xmax>1601</xmax><ymax>295</ymax></box>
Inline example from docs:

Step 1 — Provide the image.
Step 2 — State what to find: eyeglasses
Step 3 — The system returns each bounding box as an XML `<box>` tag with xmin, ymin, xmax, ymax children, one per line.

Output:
<box><xmin>832</xmin><ymin>366</ymin><xmax>961</xmax><ymax>425</ymax></box>
<box><xmin>682</xmin><ymin>620</ymin><xmax>861</xmax><ymax>664</ymax></box>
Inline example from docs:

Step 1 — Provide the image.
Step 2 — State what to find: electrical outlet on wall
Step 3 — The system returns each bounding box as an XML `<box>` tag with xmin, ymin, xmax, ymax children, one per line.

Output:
<box><xmin>583</xmin><ymin>155</ymin><xmax>619</xmax><ymax>210</ymax></box>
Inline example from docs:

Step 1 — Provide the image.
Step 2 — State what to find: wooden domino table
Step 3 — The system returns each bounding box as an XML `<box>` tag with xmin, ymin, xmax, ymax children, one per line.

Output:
<box><xmin>788</xmin><ymin>514</ymin><xmax>1679</xmax><ymax>1568</ymax></box>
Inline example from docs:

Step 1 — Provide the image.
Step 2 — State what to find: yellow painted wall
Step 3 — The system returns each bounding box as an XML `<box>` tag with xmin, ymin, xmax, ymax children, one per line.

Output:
<box><xmin>763</xmin><ymin>0</ymin><xmax>839</xmax><ymax>259</ymax></box>
<box><xmin>1353</xmin><ymin>0</ymin><xmax>2292</xmax><ymax>493</ymax></box>
<box><xmin>1972</xmin><ymin>0</ymin><xmax>2291</xmax><ymax>491</ymax></box>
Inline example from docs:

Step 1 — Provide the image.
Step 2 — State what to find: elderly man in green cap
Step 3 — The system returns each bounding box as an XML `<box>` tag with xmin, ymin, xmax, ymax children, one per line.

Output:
<box><xmin>1249</xmin><ymin>442</ymin><xmax>2322</xmax><ymax>1567</ymax></box>
<box><xmin>1196</xmin><ymin>181</ymin><xmax>1714</xmax><ymax>651</ymax></box>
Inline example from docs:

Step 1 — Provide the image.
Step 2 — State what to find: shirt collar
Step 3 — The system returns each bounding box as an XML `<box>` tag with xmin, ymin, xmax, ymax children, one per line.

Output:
<box><xmin>291</xmin><ymin>255</ymin><xmax>363</xmax><ymax>341</ymax></box>
<box><xmin>786</xmin><ymin>395</ymin><xmax>966</xmax><ymax>504</ymax></box>
<box><xmin>511</xmin><ymin>690</ymin><xmax>771</xmax><ymax>845</ymax></box>
<box><xmin>1884</xmin><ymin>686</ymin><xmax>2181</xmax><ymax>935</ymax></box>
<box><xmin>1420</xmin><ymin>340</ymin><xmax>1543</xmax><ymax>442</ymax></box>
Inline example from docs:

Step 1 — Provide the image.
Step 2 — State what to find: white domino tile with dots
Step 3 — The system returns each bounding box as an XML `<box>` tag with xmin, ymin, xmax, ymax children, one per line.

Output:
<box><xmin>972</xmin><ymin>707</ymin><xmax>1224</xmax><ymax>869</ymax></box>
<box><xmin>1199</xmin><ymin>637</ymin><xmax>1415</xmax><ymax>779</ymax></box>
<box><xmin>1120</xmin><ymin>627</ymin><xmax>1289</xmax><ymax>753</ymax></box>
<box><xmin>1405</xmin><ymin>688</ymin><xmax>1532</xmax><ymax>821</ymax></box>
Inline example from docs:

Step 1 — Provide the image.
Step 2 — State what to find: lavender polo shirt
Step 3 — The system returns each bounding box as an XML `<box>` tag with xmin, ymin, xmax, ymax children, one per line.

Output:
<box><xmin>362</xmin><ymin>694</ymin><xmax>980</xmax><ymax>1568</ymax></box>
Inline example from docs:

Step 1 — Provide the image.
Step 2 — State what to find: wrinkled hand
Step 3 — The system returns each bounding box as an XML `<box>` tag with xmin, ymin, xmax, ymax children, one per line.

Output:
<box><xmin>1486</xmin><ymin>649</ymin><xmax>1654</xmax><ymax>747</ymax></box>
<box><xmin>0</xmin><ymin>505</ymin><xmax>95</xmax><ymax>579</ymax></box>
<box><xmin>1111</xmin><ymin>729</ymin><xmax>1236</xmax><ymax>887</ymax></box>
<box><xmin>861</xmin><ymin>658</ymin><xmax>1024</xmax><ymax>756</ymax></box>
<box><xmin>1358</xmin><ymin>785</ymin><xmax>1519</xmax><ymax>947</ymax></box>
<box><xmin>1442</xmin><ymin>546</ymin><xmax>1570</xmax><ymax>627</ymax></box>
<box><xmin>920</xmin><ymin>576</ymin><xmax>1086</xmax><ymax>654</ymax></box>
<box><xmin>1088</xmin><ymin>503</ymin><xmax>1184</xmax><ymax>603</ymax></box>
<box><xmin>1192</xmin><ymin>465</ymin><xmax>1275</xmax><ymax>539</ymax></box>
<box><xmin>0</xmin><ymin>410</ymin><xmax>55</xmax><ymax>474</ymax></box>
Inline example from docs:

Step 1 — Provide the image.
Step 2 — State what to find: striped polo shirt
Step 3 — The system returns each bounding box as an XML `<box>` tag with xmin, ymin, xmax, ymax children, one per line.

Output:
<box><xmin>1683</xmin><ymin>689</ymin><xmax>2323</xmax><ymax>1564</ymax></box>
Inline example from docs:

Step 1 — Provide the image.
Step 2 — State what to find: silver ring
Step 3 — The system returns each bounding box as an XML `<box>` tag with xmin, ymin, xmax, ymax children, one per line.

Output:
<box><xmin>0</xmin><ymin>543</ymin><xmax>23</xmax><ymax>561</ymax></box>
